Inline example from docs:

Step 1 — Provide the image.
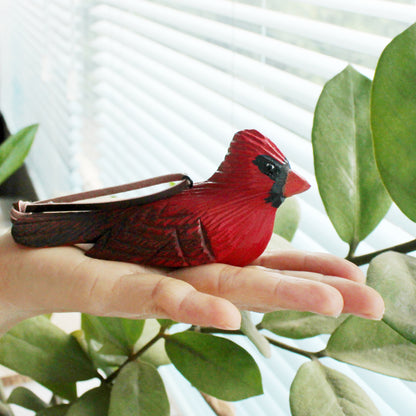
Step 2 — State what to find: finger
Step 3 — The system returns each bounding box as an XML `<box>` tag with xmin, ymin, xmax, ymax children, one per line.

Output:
<box><xmin>171</xmin><ymin>264</ymin><xmax>344</xmax><ymax>317</ymax></box>
<box><xmin>6</xmin><ymin>241</ymin><xmax>241</xmax><ymax>330</ymax></box>
<box><xmin>277</xmin><ymin>270</ymin><xmax>385</xmax><ymax>320</ymax></box>
<box><xmin>253</xmin><ymin>250</ymin><xmax>365</xmax><ymax>283</ymax></box>
<box><xmin>83</xmin><ymin>271</ymin><xmax>241</xmax><ymax>330</ymax></box>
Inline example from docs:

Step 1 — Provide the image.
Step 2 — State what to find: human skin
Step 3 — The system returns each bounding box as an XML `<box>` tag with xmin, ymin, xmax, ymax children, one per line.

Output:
<box><xmin>0</xmin><ymin>231</ymin><xmax>384</xmax><ymax>334</ymax></box>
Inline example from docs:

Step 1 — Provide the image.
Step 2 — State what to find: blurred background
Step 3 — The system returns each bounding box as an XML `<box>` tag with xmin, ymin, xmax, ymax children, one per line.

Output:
<box><xmin>1</xmin><ymin>1</ymin><xmax>416</xmax><ymax>415</ymax></box>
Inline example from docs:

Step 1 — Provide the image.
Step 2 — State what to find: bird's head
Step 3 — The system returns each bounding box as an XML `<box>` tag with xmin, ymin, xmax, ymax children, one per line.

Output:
<box><xmin>210</xmin><ymin>129</ymin><xmax>310</xmax><ymax>208</ymax></box>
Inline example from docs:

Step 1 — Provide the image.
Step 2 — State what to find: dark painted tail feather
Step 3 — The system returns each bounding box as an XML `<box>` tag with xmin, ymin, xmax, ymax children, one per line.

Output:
<box><xmin>11</xmin><ymin>210</ymin><xmax>110</xmax><ymax>247</ymax></box>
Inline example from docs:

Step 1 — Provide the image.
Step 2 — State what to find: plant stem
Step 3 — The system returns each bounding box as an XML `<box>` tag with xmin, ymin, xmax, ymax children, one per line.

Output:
<box><xmin>92</xmin><ymin>369</ymin><xmax>105</xmax><ymax>383</ymax></box>
<box><xmin>349</xmin><ymin>238</ymin><xmax>416</xmax><ymax>266</ymax></box>
<box><xmin>198</xmin><ymin>327</ymin><xmax>242</xmax><ymax>336</ymax></box>
<box><xmin>198</xmin><ymin>326</ymin><xmax>323</xmax><ymax>360</ymax></box>
<box><xmin>264</xmin><ymin>335</ymin><xmax>325</xmax><ymax>360</ymax></box>
<box><xmin>346</xmin><ymin>240</ymin><xmax>359</xmax><ymax>262</ymax></box>
<box><xmin>105</xmin><ymin>327</ymin><xmax>166</xmax><ymax>384</ymax></box>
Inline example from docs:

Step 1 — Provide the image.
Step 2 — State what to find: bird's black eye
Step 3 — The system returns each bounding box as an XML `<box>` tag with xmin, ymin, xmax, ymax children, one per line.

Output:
<box><xmin>265</xmin><ymin>162</ymin><xmax>277</xmax><ymax>177</ymax></box>
<box><xmin>253</xmin><ymin>155</ymin><xmax>284</xmax><ymax>179</ymax></box>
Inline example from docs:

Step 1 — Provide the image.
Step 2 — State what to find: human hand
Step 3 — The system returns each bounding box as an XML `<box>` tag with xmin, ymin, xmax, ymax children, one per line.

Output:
<box><xmin>0</xmin><ymin>231</ymin><xmax>384</xmax><ymax>334</ymax></box>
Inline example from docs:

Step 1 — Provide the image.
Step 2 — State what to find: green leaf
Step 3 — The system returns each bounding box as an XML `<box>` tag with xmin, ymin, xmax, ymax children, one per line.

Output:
<box><xmin>290</xmin><ymin>361</ymin><xmax>380</xmax><ymax>416</ymax></box>
<box><xmin>165</xmin><ymin>331</ymin><xmax>263</xmax><ymax>401</ymax></box>
<box><xmin>371</xmin><ymin>23</ymin><xmax>416</xmax><ymax>221</ymax></box>
<box><xmin>367</xmin><ymin>252</ymin><xmax>416</xmax><ymax>344</ymax></box>
<box><xmin>36</xmin><ymin>405</ymin><xmax>70</xmax><ymax>416</ymax></box>
<box><xmin>273</xmin><ymin>197</ymin><xmax>301</xmax><ymax>242</ymax></box>
<box><xmin>73</xmin><ymin>327</ymin><xmax>125</xmax><ymax>373</ymax></box>
<box><xmin>312</xmin><ymin>65</ymin><xmax>391</xmax><ymax>247</ymax></box>
<box><xmin>0</xmin><ymin>124</ymin><xmax>37</xmax><ymax>184</ymax></box>
<box><xmin>71</xmin><ymin>330</ymin><xmax>88</xmax><ymax>354</ymax></box>
<box><xmin>82</xmin><ymin>314</ymin><xmax>145</xmax><ymax>356</ymax></box>
<box><xmin>326</xmin><ymin>316</ymin><xmax>416</xmax><ymax>380</ymax></box>
<box><xmin>0</xmin><ymin>316</ymin><xmax>96</xmax><ymax>387</ymax></box>
<box><xmin>109</xmin><ymin>361</ymin><xmax>169</xmax><ymax>416</ymax></box>
<box><xmin>41</xmin><ymin>383</ymin><xmax>77</xmax><ymax>402</ymax></box>
<box><xmin>135</xmin><ymin>320</ymin><xmax>170</xmax><ymax>368</ymax></box>
<box><xmin>261</xmin><ymin>311</ymin><xmax>348</xmax><ymax>339</ymax></box>
<box><xmin>240</xmin><ymin>311</ymin><xmax>271</xmax><ymax>357</ymax></box>
<box><xmin>66</xmin><ymin>386</ymin><xmax>110</xmax><ymax>416</ymax></box>
<box><xmin>7</xmin><ymin>387</ymin><xmax>47</xmax><ymax>412</ymax></box>
<box><xmin>81</xmin><ymin>315</ymin><xmax>146</xmax><ymax>372</ymax></box>
<box><xmin>157</xmin><ymin>319</ymin><xmax>176</xmax><ymax>329</ymax></box>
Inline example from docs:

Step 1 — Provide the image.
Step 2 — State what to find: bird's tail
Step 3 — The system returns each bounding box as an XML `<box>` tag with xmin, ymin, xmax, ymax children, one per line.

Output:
<box><xmin>11</xmin><ymin>206</ymin><xmax>109</xmax><ymax>247</ymax></box>
<box><xmin>10</xmin><ymin>174</ymin><xmax>193</xmax><ymax>248</ymax></box>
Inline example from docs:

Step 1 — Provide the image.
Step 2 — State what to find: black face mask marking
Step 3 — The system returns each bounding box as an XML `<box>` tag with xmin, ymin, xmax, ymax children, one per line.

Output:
<box><xmin>252</xmin><ymin>155</ymin><xmax>290</xmax><ymax>208</ymax></box>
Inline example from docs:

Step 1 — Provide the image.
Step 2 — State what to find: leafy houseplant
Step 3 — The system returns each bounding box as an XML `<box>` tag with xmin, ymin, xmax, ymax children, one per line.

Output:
<box><xmin>2</xmin><ymin>22</ymin><xmax>416</xmax><ymax>416</ymax></box>
<box><xmin>0</xmin><ymin>124</ymin><xmax>38</xmax><ymax>188</ymax></box>
<box><xmin>0</xmin><ymin>123</ymin><xmax>38</xmax><ymax>233</ymax></box>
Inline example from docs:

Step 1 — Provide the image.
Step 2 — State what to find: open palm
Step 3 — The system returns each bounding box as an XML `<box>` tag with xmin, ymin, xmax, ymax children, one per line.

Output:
<box><xmin>0</xmin><ymin>231</ymin><xmax>384</xmax><ymax>334</ymax></box>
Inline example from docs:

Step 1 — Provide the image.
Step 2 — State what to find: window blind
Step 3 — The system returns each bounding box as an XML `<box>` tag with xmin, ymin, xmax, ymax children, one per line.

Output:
<box><xmin>0</xmin><ymin>0</ymin><xmax>86</xmax><ymax>197</ymax></box>
<box><xmin>1</xmin><ymin>1</ymin><xmax>416</xmax><ymax>415</ymax></box>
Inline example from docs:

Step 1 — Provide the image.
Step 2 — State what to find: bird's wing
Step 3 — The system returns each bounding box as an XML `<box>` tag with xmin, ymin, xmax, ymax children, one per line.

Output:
<box><xmin>85</xmin><ymin>203</ymin><xmax>216</xmax><ymax>267</ymax></box>
<box><xmin>11</xmin><ymin>209</ymin><xmax>110</xmax><ymax>247</ymax></box>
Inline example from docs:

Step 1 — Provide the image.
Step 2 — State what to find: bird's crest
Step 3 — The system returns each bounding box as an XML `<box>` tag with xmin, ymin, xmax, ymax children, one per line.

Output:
<box><xmin>215</xmin><ymin>129</ymin><xmax>288</xmax><ymax>179</ymax></box>
<box><xmin>230</xmin><ymin>129</ymin><xmax>288</xmax><ymax>165</ymax></box>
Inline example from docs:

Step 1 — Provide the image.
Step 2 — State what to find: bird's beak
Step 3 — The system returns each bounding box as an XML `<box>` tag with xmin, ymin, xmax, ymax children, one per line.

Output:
<box><xmin>283</xmin><ymin>170</ymin><xmax>310</xmax><ymax>197</ymax></box>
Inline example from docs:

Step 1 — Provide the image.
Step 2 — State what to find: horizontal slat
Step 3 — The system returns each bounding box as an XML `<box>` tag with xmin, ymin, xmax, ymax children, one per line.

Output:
<box><xmin>9</xmin><ymin>1</ymin><xmax>83</xmax><ymax>195</ymax></box>
<box><xmin>95</xmin><ymin>109</ymin><xmax>198</xmax><ymax>178</ymax></box>
<box><xmin>5</xmin><ymin>77</ymin><xmax>75</xmax><ymax>162</ymax></box>
<box><xmin>384</xmin><ymin>204</ymin><xmax>416</xmax><ymax>238</ymax></box>
<box><xmin>300</xmin><ymin>0</ymin><xmax>416</xmax><ymax>23</ymax></box>
<box><xmin>90</xmin><ymin>36</ymin><xmax>314</xmax><ymax>140</ymax></box>
<box><xmin>9</xmin><ymin>70</ymin><xmax>79</xmax><ymax>161</ymax></box>
<box><xmin>17</xmin><ymin>2</ymin><xmax>76</xmax><ymax>50</ymax></box>
<box><xmin>91</xmin><ymin>44</ymin><xmax>233</xmax><ymax>148</ymax></box>
<box><xmin>48</xmin><ymin>2</ymin><xmax>75</xmax><ymax>26</ymax></box>
<box><xmin>99</xmin><ymin>135</ymin><xmax>154</xmax><ymax>183</ymax></box>
<box><xmin>14</xmin><ymin>5</ymin><xmax>46</xmax><ymax>50</ymax></box>
<box><xmin>160</xmin><ymin>0</ymin><xmax>391</xmax><ymax>56</ymax></box>
<box><xmin>361</xmin><ymin>212</ymin><xmax>415</xmax><ymax>251</ymax></box>
<box><xmin>94</xmin><ymin>2</ymin><xmax>373</xmax><ymax>79</ymax></box>
<box><xmin>15</xmin><ymin>0</ymin><xmax>43</xmax><ymax>20</ymax></box>
<box><xmin>92</xmin><ymin>98</ymin><xmax>218</xmax><ymax>180</ymax></box>
<box><xmin>91</xmin><ymin>20</ymin><xmax>321</xmax><ymax>112</ymax></box>
<box><xmin>92</xmin><ymin>79</ymin><xmax>217</xmax><ymax>178</ymax></box>
<box><xmin>296</xmin><ymin>199</ymin><xmax>348</xmax><ymax>255</ymax></box>
<box><xmin>88</xmin><ymin>36</ymin><xmax>313</xmax><ymax>175</ymax></box>
<box><xmin>91</xmin><ymin>66</ymin><xmax>225</xmax><ymax>166</ymax></box>
<box><xmin>26</xmin><ymin>133</ymin><xmax>77</xmax><ymax>197</ymax></box>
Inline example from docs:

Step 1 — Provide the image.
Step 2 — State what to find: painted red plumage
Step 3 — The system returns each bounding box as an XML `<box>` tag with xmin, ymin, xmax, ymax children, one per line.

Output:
<box><xmin>11</xmin><ymin>130</ymin><xmax>310</xmax><ymax>267</ymax></box>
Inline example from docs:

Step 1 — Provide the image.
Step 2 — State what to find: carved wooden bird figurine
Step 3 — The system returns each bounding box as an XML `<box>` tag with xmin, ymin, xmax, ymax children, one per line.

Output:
<box><xmin>11</xmin><ymin>130</ymin><xmax>310</xmax><ymax>267</ymax></box>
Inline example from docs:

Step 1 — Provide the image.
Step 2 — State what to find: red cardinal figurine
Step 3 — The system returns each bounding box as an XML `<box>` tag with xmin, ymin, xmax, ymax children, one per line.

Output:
<box><xmin>11</xmin><ymin>130</ymin><xmax>310</xmax><ymax>267</ymax></box>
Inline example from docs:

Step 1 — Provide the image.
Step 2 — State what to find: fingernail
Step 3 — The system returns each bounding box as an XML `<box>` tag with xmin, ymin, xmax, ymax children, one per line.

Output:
<box><xmin>322</xmin><ymin>310</ymin><xmax>342</xmax><ymax>318</ymax></box>
<box><xmin>215</xmin><ymin>318</ymin><xmax>241</xmax><ymax>331</ymax></box>
<box><xmin>360</xmin><ymin>309</ymin><xmax>385</xmax><ymax>321</ymax></box>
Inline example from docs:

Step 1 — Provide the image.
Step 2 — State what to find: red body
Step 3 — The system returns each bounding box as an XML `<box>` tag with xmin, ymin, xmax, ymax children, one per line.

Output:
<box><xmin>11</xmin><ymin>130</ymin><xmax>310</xmax><ymax>267</ymax></box>
<box><xmin>85</xmin><ymin>179</ymin><xmax>277</xmax><ymax>267</ymax></box>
